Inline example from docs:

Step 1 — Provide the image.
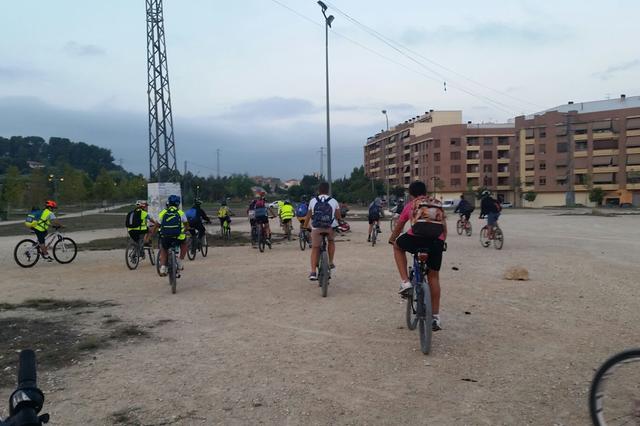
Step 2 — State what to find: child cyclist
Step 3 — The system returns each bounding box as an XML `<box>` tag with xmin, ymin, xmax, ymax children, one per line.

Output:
<box><xmin>388</xmin><ymin>181</ymin><xmax>447</xmax><ymax>331</ymax></box>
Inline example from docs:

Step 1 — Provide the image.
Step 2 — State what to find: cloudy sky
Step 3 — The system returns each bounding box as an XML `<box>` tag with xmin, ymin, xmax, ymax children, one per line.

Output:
<box><xmin>1</xmin><ymin>0</ymin><xmax>639</xmax><ymax>179</ymax></box>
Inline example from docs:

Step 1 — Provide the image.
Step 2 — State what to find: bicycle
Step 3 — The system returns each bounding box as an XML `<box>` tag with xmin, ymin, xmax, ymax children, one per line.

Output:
<box><xmin>316</xmin><ymin>232</ymin><xmax>331</xmax><ymax>297</ymax></box>
<box><xmin>220</xmin><ymin>219</ymin><xmax>231</xmax><ymax>240</ymax></box>
<box><xmin>589</xmin><ymin>348</ymin><xmax>640</xmax><ymax>426</ymax></box>
<box><xmin>404</xmin><ymin>250</ymin><xmax>434</xmax><ymax>355</ymax></box>
<box><xmin>125</xmin><ymin>236</ymin><xmax>155</xmax><ymax>270</ymax></box>
<box><xmin>187</xmin><ymin>230</ymin><xmax>208</xmax><ymax>260</ymax></box>
<box><xmin>14</xmin><ymin>226</ymin><xmax>77</xmax><ymax>268</ymax></box>
<box><xmin>257</xmin><ymin>221</ymin><xmax>272</xmax><ymax>253</ymax></box>
<box><xmin>282</xmin><ymin>219</ymin><xmax>292</xmax><ymax>241</ymax></box>
<box><xmin>456</xmin><ymin>215</ymin><xmax>472</xmax><ymax>237</ymax></box>
<box><xmin>369</xmin><ymin>222</ymin><xmax>380</xmax><ymax>246</ymax></box>
<box><xmin>298</xmin><ymin>227</ymin><xmax>310</xmax><ymax>251</ymax></box>
<box><xmin>479</xmin><ymin>222</ymin><xmax>504</xmax><ymax>249</ymax></box>
<box><xmin>0</xmin><ymin>349</ymin><xmax>49</xmax><ymax>426</ymax></box>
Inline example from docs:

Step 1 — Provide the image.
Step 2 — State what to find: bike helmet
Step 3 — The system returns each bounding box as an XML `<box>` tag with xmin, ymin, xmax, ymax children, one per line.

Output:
<box><xmin>136</xmin><ymin>200</ymin><xmax>148</xmax><ymax>207</ymax></box>
<box><xmin>481</xmin><ymin>190</ymin><xmax>491</xmax><ymax>197</ymax></box>
<box><xmin>168</xmin><ymin>194</ymin><xmax>181</xmax><ymax>206</ymax></box>
<box><xmin>45</xmin><ymin>200</ymin><xmax>57</xmax><ymax>209</ymax></box>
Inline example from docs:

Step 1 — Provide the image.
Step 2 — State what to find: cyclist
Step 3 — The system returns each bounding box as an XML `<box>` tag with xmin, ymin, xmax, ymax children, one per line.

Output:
<box><xmin>31</xmin><ymin>200</ymin><xmax>62</xmax><ymax>262</ymax></box>
<box><xmin>303</xmin><ymin>182</ymin><xmax>341</xmax><ymax>280</ymax></box>
<box><xmin>254</xmin><ymin>192</ymin><xmax>273</xmax><ymax>243</ymax></box>
<box><xmin>158</xmin><ymin>195</ymin><xmax>189</xmax><ymax>276</ymax></box>
<box><xmin>389</xmin><ymin>181</ymin><xmax>446</xmax><ymax>331</ymax></box>
<box><xmin>186</xmin><ymin>199</ymin><xmax>211</xmax><ymax>241</ymax></box>
<box><xmin>126</xmin><ymin>200</ymin><xmax>158</xmax><ymax>247</ymax></box>
<box><xmin>217</xmin><ymin>201</ymin><xmax>232</xmax><ymax>233</ymax></box>
<box><xmin>279</xmin><ymin>199</ymin><xmax>295</xmax><ymax>234</ymax></box>
<box><xmin>454</xmin><ymin>194</ymin><xmax>474</xmax><ymax>225</ymax></box>
<box><xmin>367</xmin><ymin>197</ymin><xmax>383</xmax><ymax>242</ymax></box>
<box><xmin>479</xmin><ymin>190</ymin><xmax>501</xmax><ymax>239</ymax></box>
<box><xmin>295</xmin><ymin>196</ymin><xmax>309</xmax><ymax>231</ymax></box>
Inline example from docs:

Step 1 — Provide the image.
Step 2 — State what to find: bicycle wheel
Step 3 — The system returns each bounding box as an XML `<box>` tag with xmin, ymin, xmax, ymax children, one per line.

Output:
<box><xmin>299</xmin><ymin>230</ymin><xmax>306</xmax><ymax>251</ymax></box>
<box><xmin>125</xmin><ymin>242</ymin><xmax>140</xmax><ymax>270</ymax></box>
<box><xmin>148</xmin><ymin>245</ymin><xmax>155</xmax><ymax>266</ymax></box>
<box><xmin>479</xmin><ymin>226</ymin><xmax>490</xmax><ymax>248</ymax></box>
<box><xmin>589</xmin><ymin>348</ymin><xmax>640</xmax><ymax>426</ymax></box>
<box><xmin>187</xmin><ymin>237</ymin><xmax>196</xmax><ymax>261</ymax></box>
<box><xmin>493</xmin><ymin>227</ymin><xmax>504</xmax><ymax>250</ymax></box>
<box><xmin>417</xmin><ymin>281</ymin><xmax>433</xmax><ymax>355</ymax></box>
<box><xmin>405</xmin><ymin>272</ymin><xmax>418</xmax><ymax>330</ymax></box>
<box><xmin>286</xmin><ymin>224</ymin><xmax>292</xmax><ymax>241</ymax></box>
<box><xmin>456</xmin><ymin>220</ymin><xmax>463</xmax><ymax>235</ymax></box>
<box><xmin>465</xmin><ymin>222</ymin><xmax>473</xmax><ymax>237</ymax></box>
<box><xmin>200</xmin><ymin>235</ymin><xmax>208</xmax><ymax>257</ymax></box>
<box><xmin>13</xmin><ymin>239</ymin><xmax>40</xmax><ymax>268</ymax></box>
<box><xmin>155</xmin><ymin>251</ymin><xmax>162</xmax><ymax>276</ymax></box>
<box><xmin>53</xmin><ymin>237</ymin><xmax>77</xmax><ymax>264</ymax></box>
<box><xmin>319</xmin><ymin>251</ymin><xmax>330</xmax><ymax>297</ymax></box>
<box><xmin>258</xmin><ymin>230</ymin><xmax>265</xmax><ymax>253</ymax></box>
<box><xmin>371</xmin><ymin>228</ymin><xmax>377</xmax><ymax>246</ymax></box>
<box><xmin>169</xmin><ymin>252</ymin><xmax>177</xmax><ymax>294</ymax></box>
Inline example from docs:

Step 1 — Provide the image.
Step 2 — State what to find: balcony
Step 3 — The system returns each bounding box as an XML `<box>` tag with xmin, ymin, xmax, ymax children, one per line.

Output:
<box><xmin>627</xmin><ymin>129</ymin><xmax>640</xmax><ymax>137</ymax></box>
<box><xmin>627</xmin><ymin>147</ymin><xmax>640</xmax><ymax>155</ymax></box>
<box><xmin>466</xmin><ymin>159</ymin><xmax>480</xmax><ymax>165</ymax></box>
<box><xmin>574</xmin><ymin>184</ymin><xmax>589</xmax><ymax>191</ymax></box>
<box><xmin>574</xmin><ymin>168</ymin><xmax>588</xmax><ymax>174</ymax></box>
<box><xmin>369</xmin><ymin>167</ymin><xmax>380</xmax><ymax>173</ymax></box>
<box><xmin>596</xmin><ymin>184</ymin><xmax>620</xmax><ymax>190</ymax></box>
<box><xmin>497</xmin><ymin>145</ymin><xmax>510</xmax><ymax>151</ymax></box>
<box><xmin>497</xmin><ymin>158</ymin><xmax>510</xmax><ymax>164</ymax></box>
<box><xmin>525</xmin><ymin>170</ymin><xmax>535</xmax><ymax>177</ymax></box>
<box><xmin>388</xmin><ymin>174</ymin><xmax>397</xmax><ymax>179</ymax></box>
<box><xmin>574</xmin><ymin>133</ymin><xmax>588</xmax><ymax>141</ymax></box>
<box><xmin>386</xmin><ymin>142</ymin><xmax>396</xmax><ymax>149</ymax></box>
<box><xmin>496</xmin><ymin>185</ymin><xmax>511</xmax><ymax>190</ymax></box>
<box><xmin>525</xmin><ymin>154</ymin><xmax>535</xmax><ymax>161</ymax></box>
<box><xmin>593</xmin><ymin>131</ymin><xmax>617</xmax><ymax>140</ymax></box>
<box><xmin>574</xmin><ymin>151</ymin><xmax>588</xmax><ymax>158</ymax></box>
<box><xmin>497</xmin><ymin>172</ymin><xmax>510</xmax><ymax>177</ymax></box>
<box><xmin>626</xmin><ymin>165</ymin><xmax>640</xmax><ymax>172</ymax></box>
<box><xmin>466</xmin><ymin>145</ymin><xmax>480</xmax><ymax>151</ymax></box>
<box><xmin>592</xmin><ymin>149</ymin><xmax>619</xmax><ymax>156</ymax></box>
<box><xmin>592</xmin><ymin>166</ymin><xmax>619</xmax><ymax>174</ymax></box>
<box><xmin>627</xmin><ymin>183</ymin><xmax>640</xmax><ymax>190</ymax></box>
<box><xmin>403</xmin><ymin>160</ymin><xmax>411</xmax><ymax>166</ymax></box>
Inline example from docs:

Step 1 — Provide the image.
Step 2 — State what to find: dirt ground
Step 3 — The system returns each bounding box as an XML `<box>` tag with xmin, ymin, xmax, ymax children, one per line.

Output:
<box><xmin>1</xmin><ymin>210</ymin><xmax>639</xmax><ymax>425</ymax></box>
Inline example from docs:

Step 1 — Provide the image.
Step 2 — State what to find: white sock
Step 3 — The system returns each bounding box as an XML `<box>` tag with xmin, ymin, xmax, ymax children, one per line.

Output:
<box><xmin>433</xmin><ymin>314</ymin><xmax>440</xmax><ymax>319</ymax></box>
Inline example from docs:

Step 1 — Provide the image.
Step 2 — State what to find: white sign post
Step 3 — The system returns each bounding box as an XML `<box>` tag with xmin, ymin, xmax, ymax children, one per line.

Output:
<box><xmin>147</xmin><ymin>182</ymin><xmax>182</xmax><ymax>220</ymax></box>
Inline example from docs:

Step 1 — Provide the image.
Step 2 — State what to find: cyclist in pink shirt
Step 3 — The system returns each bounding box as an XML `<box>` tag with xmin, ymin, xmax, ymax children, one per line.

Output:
<box><xmin>389</xmin><ymin>181</ymin><xmax>447</xmax><ymax>331</ymax></box>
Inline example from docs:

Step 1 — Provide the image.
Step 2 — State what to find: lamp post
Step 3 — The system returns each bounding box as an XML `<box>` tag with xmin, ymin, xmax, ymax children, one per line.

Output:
<box><xmin>48</xmin><ymin>174</ymin><xmax>64</xmax><ymax>199</ymax></box>
<box><xmin>381</xmin><ymin>110</ymin><xmax>389</xmax><ymax>131</ymax></box>
<box><xmin>318</xmin><ymin>1</ymin><xmax>334</xmax><ymax>193</ymax></box>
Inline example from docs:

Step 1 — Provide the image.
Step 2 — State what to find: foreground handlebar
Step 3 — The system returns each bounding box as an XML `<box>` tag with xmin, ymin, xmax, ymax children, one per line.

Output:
<box><xmin>0</xmin><ymin>350</ymin><xmax>48</xmax><ymax>426</ymax></box>
<box><xmin>18</xmin><ymin>351</ymin><xmax>37</xmax><ymax>390</ymax></box>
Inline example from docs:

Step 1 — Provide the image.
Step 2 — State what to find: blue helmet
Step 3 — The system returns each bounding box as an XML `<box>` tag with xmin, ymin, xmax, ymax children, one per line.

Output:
<box><xmin>168</xmin><ymin>194</ymin><xmax>181</xmax><ymax>206</ymax></box>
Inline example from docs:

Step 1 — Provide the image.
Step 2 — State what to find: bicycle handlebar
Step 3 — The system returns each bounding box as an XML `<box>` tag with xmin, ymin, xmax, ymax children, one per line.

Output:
<box><xmin>0</xmin><ymin>350</ymin><xmax>48</xmax><ymax>426</ymax></box>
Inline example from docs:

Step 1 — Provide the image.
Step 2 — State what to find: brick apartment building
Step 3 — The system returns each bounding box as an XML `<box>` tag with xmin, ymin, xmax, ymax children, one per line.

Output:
<box><xmin>364</xmin><ymin>95</ymin><xmax>640</xmax><ymax>207</ymax></box>
<box><xmin>364</xmin><ymin>111</ymin><xmax>517</xmax><ymax>203</ymax></box>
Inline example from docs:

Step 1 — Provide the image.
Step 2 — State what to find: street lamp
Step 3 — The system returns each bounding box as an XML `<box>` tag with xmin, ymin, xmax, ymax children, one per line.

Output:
<box><xmin>381</xmin><ymin>110</ymin><xmax>389</xmax><ymax>131</ymax></box>
<box><xmin>48</xmin><ymin>174</ymin><xmax>64</xmax><ymax>199</ymax></box>
<box><xmin>318</xmin><ymin>1</ymin><xmax>334</xmax><ymax>193</ymax></box>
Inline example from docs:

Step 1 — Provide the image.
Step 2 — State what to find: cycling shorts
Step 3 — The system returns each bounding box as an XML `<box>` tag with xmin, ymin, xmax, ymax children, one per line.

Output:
<box><xmin>34</xmin><ymin>229</ymin><xmax>48</xmax><ymax>244</ymax></box>
<box><xmin>395</xmin><ymin>233</ymin><xmax>445</xmax><ymax>272</ymax></box>
<box><xmin>128</xmin><ymin>229</ymin><xmax>147</xmax><ymax>243</ymax></box>
<box><xmin>160</xmin><ymin>237</ymin><xmax>184</xmax><ymax>250</ymax></box>
<box><xmin>487</xmin><ymin>212</ymin><xmax>500</xmax><ymax>226</ymax></box>
<box><xmin>255</xmin><ymin>215</ymin><xmax>269</xmax><ymax>225</ymax></box>
<box><xmin>368</xmin><ymin>214</ymin><xmax>380</xmax><ymax>225</ymax></box>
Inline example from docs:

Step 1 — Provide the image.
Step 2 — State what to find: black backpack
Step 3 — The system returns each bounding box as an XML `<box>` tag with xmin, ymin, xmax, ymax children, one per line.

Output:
<box><xmin>125</xmin><ymin>209</ymin><xmax>143</xmax><ymax>229</ymax></box>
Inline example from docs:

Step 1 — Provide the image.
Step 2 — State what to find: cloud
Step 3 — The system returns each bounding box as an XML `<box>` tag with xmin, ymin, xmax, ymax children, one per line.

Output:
<box><xmin>64</xmin><ymin>41</ymin><xmax>107</xmax><ymax>57</ymax></box>
<box><xmin>0</xmin><ymin>96</ymin><xmax>372</xmax><ymax>180</ymax></box>
<box><xmin>400</xmin><ymin>22</ymin><xmax>564</xmax><ymax>46</ymax></box>
<box><xmin>592</xmin><ymin>59</ymin><xmax>640</xmax><ymax>81</ymax></box>
<box><xmin>218</xmin><ymin>97</ymin><xmax>319</xmax><ymax>121</ymax></box>
<box><xmin>0</xmin><ymin>66</ymin><xmax>41</xmax><ymax>81</ymax></box>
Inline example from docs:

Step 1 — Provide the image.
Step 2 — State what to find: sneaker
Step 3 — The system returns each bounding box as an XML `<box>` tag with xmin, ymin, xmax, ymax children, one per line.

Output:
<box><xmin>43</xmin><ymin>255</ymin><xmax>53</xmax><ymax>263</ymax></box>
<box><xmin>367</xmin><ymin>237</ymin><xmax>371</xmax><ymax>242</ymax></box>
<box><xmin>398</xmin><ymin>281</ymin><xmax>412</xmax><ymax>294</ymax></box>
<box><xmin>159</xmin><ymin>265</ymin><xmax>168</xmax><ymax>276</ymax></box>
<box><xmin>432</xmin><ymin>317</ymin><xmax>442</xmax><ymax>331</ymax></box>
<box><xmin>308</xmin><ymin>272</ymin><xmax>318</xmax><ymax>281</ymax></box>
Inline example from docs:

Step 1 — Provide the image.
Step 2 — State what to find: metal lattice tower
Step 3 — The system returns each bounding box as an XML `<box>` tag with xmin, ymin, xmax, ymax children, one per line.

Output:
<box><xmin>146</xmin><ymin>0</ymin><xmax>177</xmax><ymax>182</ymax></box>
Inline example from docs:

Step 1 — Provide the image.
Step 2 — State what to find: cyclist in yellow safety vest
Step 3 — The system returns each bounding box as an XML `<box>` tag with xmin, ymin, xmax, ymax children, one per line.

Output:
<box><xmin>217</xmin><ymin>202</ymin><xmax>232</xmax><ymax>230</ymax></box>
<box><xmin>279</xmin><ymin>200</ymin><xmax>295</xmax><ymax>231</ymax></box>
<box><xmin>158</xmin><ymin>195</ymin><xmax>189</xmax><ymax>276</ymax></box>
<box><xmin>32</xmin><ymin>200</ymin><xmax>63</xmax><ymax>262</ymax></box>
<box><xmin>126</xmin><ymin>200</ymin><xmax>158</xmax><ymax>246</ymax></box>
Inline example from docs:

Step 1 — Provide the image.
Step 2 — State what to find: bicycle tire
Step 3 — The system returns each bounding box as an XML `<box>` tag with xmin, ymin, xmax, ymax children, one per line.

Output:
<box><xmin>371</xmin><ymin>228</ymin><xmax>377</xmax><ymax>246</ymax></box>
<box><xmin>155</xmin><ymin>251</ymin><xmax>162</xmax><ymax>276</ymax></box>
<box><xmin>148</xmin><ymin>245</ymin><xmax>155</xmax><ymax>265</ymax></box>
<box><xmin>258</xmin><ymin>231</ymin><xmax>265</xmax><ymax>253</ymax></box>
<box><xmin>405</xmin><ymin>293</ymin><xmax>418</xmax><ymax>331</ymax></box>
<box><xmin>53</xmin><ymin>237</ymin><xmax>77</xmax><ymax>264</ymax></box>
<box><xmin>125</xmin><ymin>242</ymin><xmax>140</xmax><ymax>270</ymax></box>
<box><xmin>479</xmin><ymin>226</ymin><xmax>490</xmax><ymax>248</ymax></box>
<box><xmin>494</xmin><ymin>227</ymin><xmax>504</xmax><ymax>250</ymax></box>
<box><xmin>319</xmin><ymin>251</ymin><xmax>330</xmax><ymax>297</ymax></box>
<box><xmin>169</xmin><ymin>252</ymin><xmax>177</xmax><ymax>294</ymax></box>
<box><xmin>417</xmin><ymin>281</ymin><xmax>433</xmax><ymax>355</ymax></box>
<box><xmin>286</xmin><ymin>224</ymin><xmax>292</xmax><ymax>241</ymax></box>
<box><xmin>589</xmin><ymin>348</ymin><xmax>640</xmax><ymax>426</ymax></box>
<box><xmin>187</xmin><ymin>238</ymin><xmax>196</xmax><ymax>261</ymax></box>
<box><xmin>201</xmin><ymin>235</ymin><xmax>208</xmax><ymax>257</ymax></box>
<box><xmin>390</xmin><ymin>217</ymin><xmax>396</xmax><ymax>231</ymax></box>
<box><xmin>465</xmin><ymin>222</ymin><xmax>473</xmax><ymax>237</ymax></box>
<box><xmin>13</xmin><ymin>239</ymin><xmax>40</xmax><ymax>268</ymax></box>
<box><xmin>456</xmin><ymin>220</ymin><xmax>463</xmax><ymax>235</ymax></box>
<box><xmin>299</xmin><ymin>231</ymin><xmax>306</xmax><ymax>251</ymax></box>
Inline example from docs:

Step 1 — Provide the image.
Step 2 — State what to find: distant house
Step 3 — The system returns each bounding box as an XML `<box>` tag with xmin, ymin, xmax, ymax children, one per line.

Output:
<box><xmin>27</xmin><ymin>161</ymin><xmax>45</xmax><ymax>169</ymax></box>
<box><xmin>283</xmin><ymin>179</ymin><xmax>300</xmax><ymax>189</ymax></box>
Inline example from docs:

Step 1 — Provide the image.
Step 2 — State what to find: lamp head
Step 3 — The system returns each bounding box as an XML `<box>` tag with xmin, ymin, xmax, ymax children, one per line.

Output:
<box><xmin>317</xmin><ymin>1</ymin><xmax>328</xmax><ymax>12</ymax></box>
<box><xmin>381</xmin><ymin>110</ymin><xmax>387</xmax><ymax>115</ymax></box>
<box><xmin>327</xmin><ymin>15</ymin><xmax>335</xmax><ymax>27</ymax></box>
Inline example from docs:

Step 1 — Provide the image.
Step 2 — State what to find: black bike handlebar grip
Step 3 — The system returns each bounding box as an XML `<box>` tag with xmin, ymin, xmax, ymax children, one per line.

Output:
<box><xmin>17</xmin><ymin>350</ymin><xmax>37</xmax><ymax>389</ymax></box>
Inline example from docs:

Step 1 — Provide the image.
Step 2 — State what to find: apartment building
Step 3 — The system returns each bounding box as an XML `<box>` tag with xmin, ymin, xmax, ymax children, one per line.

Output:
<box><xmin>515</xmin><ymin>95</ymin><xmax>640</xmax><ymax>207</ymax></box>
<box><xmin>364</xmin><ymin>111</ymin><xmax>516</xmax><ymax>203</ymax></box>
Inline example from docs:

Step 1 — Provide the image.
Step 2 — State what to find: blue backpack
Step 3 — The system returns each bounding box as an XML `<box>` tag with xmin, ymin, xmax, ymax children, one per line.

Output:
<box><xmin>160</xmin><ymin>208</ymin><xmax>182</xmax><ymax>237</ymax></box>
<box><xmin>312</xmin><ymin>196</ymin><xmax>334</xmax><ymax>228</ymax></box>
<box><xmin>185</xmin><ymin>207</ymin><xmax>198</xmax><ymax>222</ymax></box>
<box><xmin>25</xmin><ymin>208</ymin><xmax>43</xmax><ymax>229</ymax></box>
<box><xmin>295</xmin><ymin>203</ymin><xmax>308</xmax><ymax>217</ymax></box>
<box><xmin>368</xmin><ymin>203</ymin><xmax>381</xmax><ymax>217</ymax></box>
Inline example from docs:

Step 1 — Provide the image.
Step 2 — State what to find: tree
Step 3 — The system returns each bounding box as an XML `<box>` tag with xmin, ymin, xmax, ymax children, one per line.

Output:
<box><xmin>391</xmin><ymin>186</ymin><xmax>405</xmax><ymax>198</ymax></box>
<box><xmin>1</xmin><ymin>166</ymin><xmax>24</xmax><ymax>218</ymax></box>
<box><xmin>589</xmin><ymin>187</ymin><xmax>605</xmax><ymax>206</ymax></box>
<box><xmin>58</xmin><ymin>165</ymin><xmax>87</xmax><ymax>203</ymax></box>
<box><xmin>24</xmin><ymin>169</ymin><xmax>49</xmax><ymax>208</ymax></box>
<box><xmin>93</xmin><ymin>169</ymin><xmax>116</xmax><ymax>201</ymax></box>
<box><xmin>524</xmin><ymin>191</ymin><xmax>537</xmax><ymax>203</ymax></box>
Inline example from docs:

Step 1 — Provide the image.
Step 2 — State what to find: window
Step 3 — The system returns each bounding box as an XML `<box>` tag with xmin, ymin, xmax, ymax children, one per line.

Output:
<box><xmin>402</xmin><ymin>130</ymin><xmax>410</xmax><ymax>139</ymax></box>
<box><xmin>498</xmin><ymin>164</ymin><xmax>509</xmax><ymax>173</ymax></box>
<box><xmin>497</xmin><ymin>151</ymin><xmax>510</xmax><ymax>160</ymax></box>
<box><xmin>525</xmin><ymin>128</ymin><xmax>535</xmax><ymax>139</ymax></box>
<box><xmin>627</xmin><ymin>172</ymin><xmax>640</xmax><ymax>183</ymax></box>
<box><xmin>467</xmin><ymin>137</ymin><xmax>479</xmax><ymax>146</ymax></box>
<box><xmin>467</xmin><ymin>177</ymin><xmax>479</xmax><ymax>186</ymax></box>
<box><xmin>525</xmin><ymin>145</ymin><xmax>535</xmax><ymax>155</ymax></box>
<box><xmin>576</xmin><ymin>141</ymin><xmax>588</xmax><ymax>151</ymax></box>
<box><xmin>498</xmin><ymin>177</ymin><xmax>509</xmax><ymax>185</ymax></box>
<box><xmin>539</xmin><ymin>161</ymin><xmax>546</xmax><ymax>170</ymax></box>
<box><xmin>434</xmin><ymin>153</ymin><xmax>441</xmax><ymax>161</ymax></box>
<box><xmin>592</xmin><ymin>120</ymin><xmax>612</xmax><ymax>133</ymax></box>
<box><xmin>627</xmin><ymin>154</ymin><xmax>640</xmax><ymax>165</ymax></box>
<box><xmin>483</xmin><ymin>151</ymin><xmax>493</xmax><ymax>159</ymax></box>
<box><xmin>467</xmin><ymin>164</ymin><xmax>479</xmax><ymax>173</ymax></box>
<box><xmin>483</xmin><ymin>137</ymin><xmax>493</xmax><ymax>145</ymax></box>
<box><xmin>538</xmin><ymin>144</ymin><xmax>546</xmax><ymax>154</ymax></box>
<box><xmin>450</xmin><ymin>151</ymin><xmax>461</xmax><ymax>160</ymax></box>
<box><xmin>498</xmin><ymin>136</ymin><xmax>509</xmax><ymax>145</ymax></box>
<box><xmin>574</xmin><ymin>124</ymin><xmax>588</xmax><ymax>135</ymax></box>
<box><xmin>593</xmin><ymin>156</ymin><xmax>617</xmax><ymax>167</ymax></box>
<box><xmin>434</xmin><ymin>140</ymin><xmax>441</xmax><ymax>148</ymax></box>
<box><xmin>539</xmin><ymin>128</ymin><xmax>547</xmax><ymax>138</ymax></box>
<box><xmin>404</xmin><ymin>154</ymin><xmax>411</xmax><ymax>161</ymax></box>
<box><xmin>525</xmin><ymin>160</ymin><xmax>535</xmax><ymax>170</ymax></box>
<box><xmin>539</xmin><ymin>176</ymin><xmax>546</xmax><ymax>186</ymax></box>
<box><xmin>556</xmin><ymin>125</ymin><xmax>568</xmax><ymax>136</ymax></box>
<box><xmin>627</xmin><ymin>136</ymin><xmax>640</xmax><ymax>147</ymax></box>
<box><xmin>575</xmin><ymin>174</ymin><xmax>588</xmax><ymax>185</ymax></box>
<box><xmin>390</xmin><ymin>134</ymin><xmax>398</xmax><ymax>142</ymax></box>
<box><xmin>483</xmin><ymin>164</ymin><xmax>493</xmax><ymax>173</ymax></box>
<box><xmin>467</xmin><ymin>151</ymin><xmax>480</xmax><ymax>160</ymax></box>
<box><xmin>404</xmin><ymin>176</ymin><xmax>410</xmax><ymax>184</ymax></box>
<box><xmin>451</xmin><ymin>178</ymin><xmax>461</xmax><ymax>186</ymax></box>
<box><xmin>450</xmin><ymin>138</ymin><xmax>461</xmax><ymax>146</ymax></box>
<box><xmin>627</xmin><ymin>117</ymin><xmax>640</xmax><ymax>130</ymax></box>
<box><xmin>557</xmin><ymin>143</ymin><xmax>568</xmax><ymax>153</ymax></box>
<box><xmin>451</xmin><ymin>165</ymin><xmax>461</xmax><ymax>174</ymax></box>
<box><xmin>434</xmin><ymin>166</ymin><xmax>440</xmax><ymax>174</ymax></box>
<box><xmin>483</xmin><ymin>177</ymin><xmax>493</xmax><ymax>186</ymax></box>
<box><xmin>593</xmin><ymin>139</ymin><xmax>618</xmax><ymax>150</ymax></box>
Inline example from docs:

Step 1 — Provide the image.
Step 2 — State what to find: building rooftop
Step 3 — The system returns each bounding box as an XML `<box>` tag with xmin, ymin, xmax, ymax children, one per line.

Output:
<box><xmin>528</xmin><ymin>95</ymin><xmax>640</xmax><ymax>118</ymax></box>
<box><xmin>466</xmin><ymin>123</ymin><xmax>515</xmax><ymax>129</ymax></box>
